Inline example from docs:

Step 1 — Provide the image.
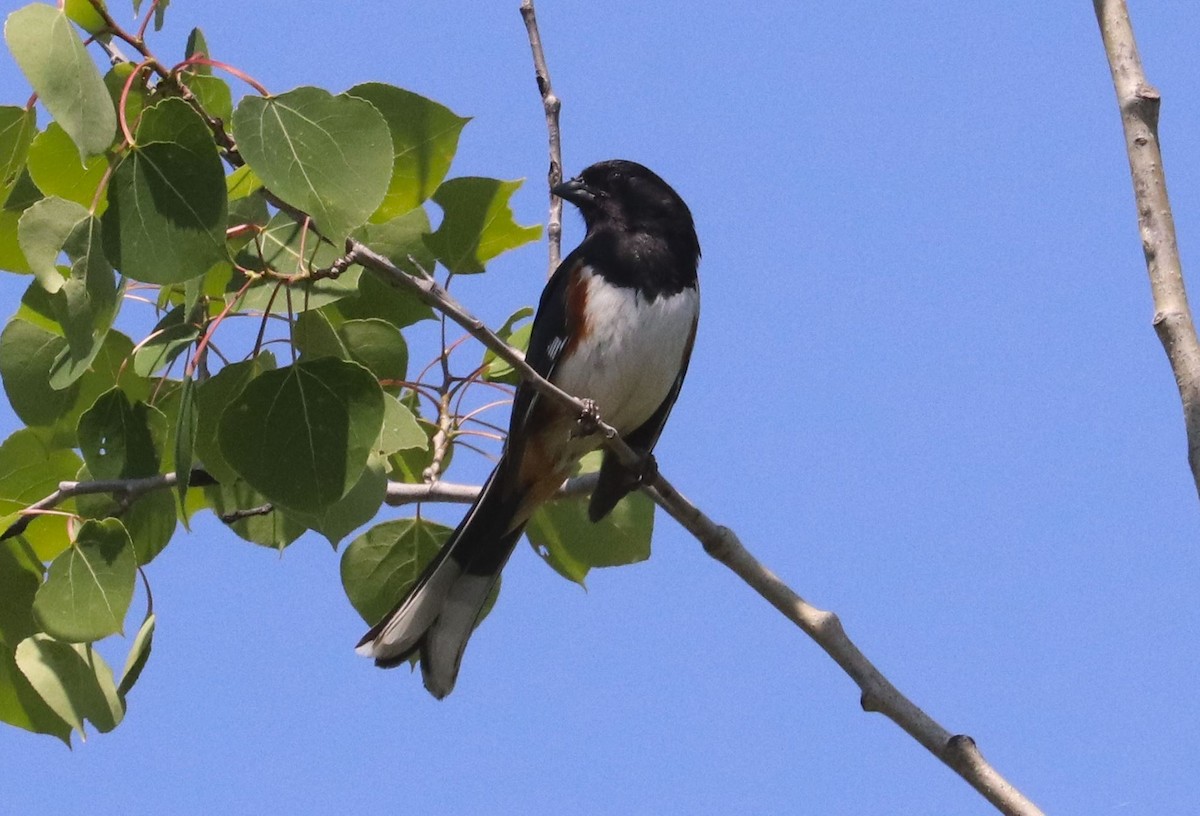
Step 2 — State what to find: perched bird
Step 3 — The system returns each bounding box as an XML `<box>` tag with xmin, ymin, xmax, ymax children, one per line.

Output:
<box><xmin>356</xmin><ymin>159</ymin><xmax>701</xmax><ymax>697</ymax></box>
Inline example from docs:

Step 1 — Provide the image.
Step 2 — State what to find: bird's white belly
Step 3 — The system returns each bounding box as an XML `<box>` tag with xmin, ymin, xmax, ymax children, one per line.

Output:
<box><xmin>551</xmin><ymin>272</ymin><xmax>698</xmax><ymax>435</ymax></box>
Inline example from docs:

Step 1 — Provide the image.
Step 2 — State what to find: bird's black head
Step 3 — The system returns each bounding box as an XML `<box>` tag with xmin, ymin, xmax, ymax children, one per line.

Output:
<box><xmin>553</xmin><ymin>160</ymin><xmax>698</xmax><ymax>254</ymax></box>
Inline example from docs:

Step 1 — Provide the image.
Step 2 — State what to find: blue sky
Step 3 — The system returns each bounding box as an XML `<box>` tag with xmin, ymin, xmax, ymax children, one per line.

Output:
<box><xmin>3</xmin><ymin>1</ymin><xmax>1199</xmax><ymax>813</ymax></box>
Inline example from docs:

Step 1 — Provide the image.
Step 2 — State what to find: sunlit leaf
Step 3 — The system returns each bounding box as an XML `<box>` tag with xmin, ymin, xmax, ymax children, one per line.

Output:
<box><xmin>340</xmin><ymin>517</ymin><xmax>451</xmax><ymax>625</ymax></box>
<box><xmin>27</xmin><ymin>123</ymin><xmax>109</xmax><ymax>211</ymax></box>
<box><xmin>232</xmin><ymin>87</ymin><xmax>392</xmax><ymax>243</ymax></box>
<box><xmin>376</xmin><ymin>394</ymin><xmax>425</xmax><ymax>456</ymax></box>
<box><xmin>0</xmin><ymin>644</ymin><xmax>71</xmax><ymax>742</ymax></box>
<box><xmin>482</xmin><ymin>305</ymin><xmax>533</xmax><ymax>384</ymax></box>
<box><xmin>526</xmin><ymin>452</ymin><xmax>655</xmax><ymax>585</ymax></box>
<box><xmin>116</xmin><ymin>610</ymin><xmax>154</xmax><ymax>698</ymax></box>
<box><xmin>33</xmin><ymin>519</ymin><xmax>135</xmax><ymax>642</ymax></box>
<box><xmin>0</xmin><ymin>429</ymin><xmax>82</xmax><ymax>560</ymax></box>
<box><xmin>102</xmin><ymin>97</ymin><xmax>228</xmax><ymax>284</ymax></box>
<box><xmin>14</xmin><ymin>635</ymin><xmax>124</xmax><ymax>738</ymax></box>
<box><xmin>346</xmin><ymin>83</ymin><xmax>468</xmax><ymax>219</ymax></box>
<box><xmin>0</xmin><ymin>537</ymin><xmax>42</xmax><ymax>647</ymax></box>
<box><xmin>425</xmin><ymin>177</ymin><xmax>541</xmax><ymax>274</ymax></box>
<box><xmin>5</xmin><ymin>4</ymin><xmax>116</xmax><ymax>158</ymax></box>
<box><xmin>0</xmin><ymin>106</ymin><xmax>36</xmax><ymax>198</ymax></box>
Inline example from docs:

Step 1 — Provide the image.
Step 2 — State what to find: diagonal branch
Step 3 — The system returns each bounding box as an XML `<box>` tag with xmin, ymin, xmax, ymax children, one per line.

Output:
<box><xmin>1093</xmin><ymin>0</ymin><xmax>1200</xmax><ymax>499</ymax></box>
<box><xmin>348</xmin><ymin>235</ymin><xmax>1044</xmax><ymax>816</ymax></box>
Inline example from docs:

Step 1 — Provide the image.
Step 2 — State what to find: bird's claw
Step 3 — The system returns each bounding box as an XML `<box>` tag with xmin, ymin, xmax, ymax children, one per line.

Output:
<box><xmin>573</xmin><ymin>399</ymin><xmax>602</xmax><ymax>438</ymax></box>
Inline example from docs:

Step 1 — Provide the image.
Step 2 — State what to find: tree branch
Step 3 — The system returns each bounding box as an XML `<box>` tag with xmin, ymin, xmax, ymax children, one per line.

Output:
<box><xmin>1093</xmin><ymin>0</ymin><xmax>1200</xmax><ymax>499</ymax></box>
<box><xmin>519</xmin><ymin>0</ymin><xmax>564</xmax><ymax>277</ymax></box>
<box><xmin>348</xmin><ymin>234</ymin><xmax>1043</xmax><ymax>815</ymax></box>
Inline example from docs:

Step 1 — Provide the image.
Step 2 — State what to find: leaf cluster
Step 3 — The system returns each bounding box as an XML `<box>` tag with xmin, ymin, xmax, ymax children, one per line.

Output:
<box><xmin>0</xmin><ymin>1</ymin><xmax>655</xmax><ymax>742</ymax></box>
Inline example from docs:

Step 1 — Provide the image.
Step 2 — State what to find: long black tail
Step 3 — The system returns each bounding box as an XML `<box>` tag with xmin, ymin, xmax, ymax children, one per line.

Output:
<box><xmin>355</xmin><ymin>464</ymin><xmax>525</xmax><ymax>698</ymax></box>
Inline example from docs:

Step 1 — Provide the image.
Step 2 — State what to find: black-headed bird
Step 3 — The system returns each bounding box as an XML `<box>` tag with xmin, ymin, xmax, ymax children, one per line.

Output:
<box><xmin>356</xmin><ymin>159</ymin><xmax>701</xmax><ymax>697</ymax></box>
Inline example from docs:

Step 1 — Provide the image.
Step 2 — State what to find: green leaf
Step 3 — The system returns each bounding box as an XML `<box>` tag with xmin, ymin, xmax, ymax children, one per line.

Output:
<box><xmin>117</xmin><ymin>610</ymin><xmax>153</xmax><ymax>698</ymax></box>
<box><xmin>0</xmin><ymin>537</ymin><xmax>42</xmax><ymax>647</ymax></box>
<box><xmin>352</xmin><ymin>206</ymin><xmax>436</xmax><ymax>277</ymax></box>
<box><xmin>180</xmin><ymin>74</ymin><xmax>232</xmax><ymax>124</ymax></box>
<box><xmin>0</xmin><ymin>106</ymin><xmax>37</xmax><ymax>198</ymax></box>
<box><xmin>102</xmin><ymin>63</ymin><xmax>150</xmax><ymax>130</ymax></box>
<box><xmin>33</xmin><ymin>519</ymin><xmax>135</xmax><ymax>642</ymax></box>
<box><xmin>78</xmin><ymin>481</ymin><xmax>175</xmax><ymax>566</ymax></box>
<box><xmin>64</xmin><ymin>0</ymin><xmax>108</xmax><ymax>36</ymax></box>
<box><xmin>14</xmin><ymin>635</ymin><xmax>124</xmax><ymax>737</ymax></box>
<box><xmin>77</xmin><ymin>388</ymin><xmax>161</xmax><ymax>480</ymax></box>
<box><xmin>425</xmin><ymin>177</ymin><xmax>542</xmax><ymax>274</ymax></box>
<box><xmin>346</xmin><ymin>83</ymin><xmax>468</xmax><ymax>220</ymax></box>
<box><xmin>46</xmin><ymin>213</ymin><xmax>120</xmax><ymax>389</ymax></box>
<box><xmin>4</xmin><ymin>4</ymin><xmax>116</xmax><ymax>159</ymax></box>
<box><xmin>232</xmin><ymin>87</ymin><xmax>392</xmax><ymax>243</ymax></box>
<box><xmin>525</xmin><ymin>452</ymin><xmax>656</xmax><ymax>585</ymax></box>
<box><xmin>17</xmin><ymin>195</ymin><xmax>88</xmax><ymax>293</ymax></box>
<box><xmin>338</xmin><ymin>318</ymin><xmax>407</xmax><ymax>384</ymax></box>
<box><xmin>482</xmin><ymin>306</ymin><xmax>533</xmax><ymax>384</ymax></box>
<box><xmin>293</xmin><ymin>308</ymin><xmax>346</xmax><ymax>361</ymax></box>
<box><xmin>50</xmin><ymin>328</ymin><xmax>148</xmax><ymax>448</ymax></box>
<box><xmin>102</xmin><ymin>97</ymin><xmax>228</xmax><ymax>284</ymax></box>
<box><xmin>203</xmin><ymin>480</ymin><xmax>305</xmax><ymax>550</ymax></box>
<box><xmin>284</xmin><ymin>454</ymin><xmax>387</xmax><ymax>548</ymax></box>
<box><xmin>0</xmin><ymin>643</ymin><xmax>71</xmax><ymax>742</ymax></box>
<box><xmin>340</xmin><ymin>517</ymin><xmax>451</xmax><ymax>625</ymax></box>
<box><xmin>336</xmin><ymin>263</ymin><xmax>434</xmax><ymax>330</ymax></box>
<box><xmin>27</xmin><ymin>123</ymin><xmax>109</xmax><ymax>211</ymax></box>
<box><xmin>376</xmin><ymin>394</ymin><xmax>425</xmax><ymax>455</ymax></box>
<box><xmin>174</xmin><ymin>373</ymin><xmax>196</xmax><ymax>508</ymax></box>
<box><xmin>132</xmin><ymin>305</ymin><xmax>197</xmax><ymax>377</ymax></box>
<box><xmin>218</xmin><ymin>358</ymin><xmax>385</xmax><ymax>511</ymax></box>
<box><xmin>0</xmin><ymin>429</ymin><xmax>82</xmax><ymax>560</ymax></box>
<box><xmin>193</xmin><ymin>354</ymin><xmax>274</xmax><ymax>484</ymax></box>
<box><xmin>0</xmin><ymin>208</ymin><xmax>31</xmax><ymax>274</ymax></box>
<box><xmin>184</xmin><ymin>27</ymin><xmax>210</xmax><ymax>72</ymax></box>
<box><xmin>231</xmin><ymin>211</ymin><xmax>357</xmax><ymax>311</ymax></box>
<box><xmin>387</xmin><ymin>418</ymin><xmax>442</xmax><ymax>483</ymax></box>
<box><xmin>225</xmin><ymin>164</ymin><xmax>261</xmax><ymax>200</ymax></box>
<box><xmin>0</xmin><ymin>318</ymin><xmax>76</xmax><ymax>424</ymax></box>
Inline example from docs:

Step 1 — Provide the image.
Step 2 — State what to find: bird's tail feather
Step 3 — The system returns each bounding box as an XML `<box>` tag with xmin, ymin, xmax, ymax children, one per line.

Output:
<box><xmin>355</xmin><ymin>465</ymin><xmax>525</xmax><ymax>698</ymax></box>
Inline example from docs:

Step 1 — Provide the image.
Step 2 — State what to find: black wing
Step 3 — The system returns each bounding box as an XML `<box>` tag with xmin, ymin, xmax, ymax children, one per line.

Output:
<box><xmin>502</xmin><ymin>247</ymin><xmax>589</xmax><ymax>462</ymax></box>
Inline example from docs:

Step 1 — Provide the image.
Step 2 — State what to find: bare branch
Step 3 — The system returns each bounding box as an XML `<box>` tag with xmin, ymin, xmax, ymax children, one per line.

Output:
<box><xmin>1093</xmin><ymin>0</ymin><xmax>1200</xmax><ymax>499</ymax></box>
<box><xmin>0</xmin><ymin>469</ymin><xmax>216</xmax><ymax>542</ymax></box>
<box><xmin>519</xmin><ymin>0</ymin><xmax>564</xmax><ymax>276</ymax></box>
<box><xmin>348</xmin><ymin>237</ymin><xmax>1042</xmax><ymax>814</ymax></box>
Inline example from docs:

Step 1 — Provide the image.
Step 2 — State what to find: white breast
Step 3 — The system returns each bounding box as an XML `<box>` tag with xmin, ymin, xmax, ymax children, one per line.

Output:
<box><xmin>551</xmin><ymin>270</ymin><xmax>698</xmax><ymax>435</ymax></box>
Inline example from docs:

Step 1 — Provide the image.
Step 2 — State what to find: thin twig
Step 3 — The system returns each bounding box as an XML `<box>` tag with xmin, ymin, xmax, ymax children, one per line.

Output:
<box><xmin>519</xmin><ymin>0</ymin><xmax>564</xmax><ymax>276</ymax></box>
<box><xmin>1093</xmin><ymin>0</ymin><xmax>1200</xmax><ymax>500</ymax></box>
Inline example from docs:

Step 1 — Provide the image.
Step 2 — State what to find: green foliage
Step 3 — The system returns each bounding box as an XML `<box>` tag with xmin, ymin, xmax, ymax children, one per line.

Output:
<box><xmin>0</xmin><ymin>2</ymin><xmax>651</xmax><ymax>743</ymax></box>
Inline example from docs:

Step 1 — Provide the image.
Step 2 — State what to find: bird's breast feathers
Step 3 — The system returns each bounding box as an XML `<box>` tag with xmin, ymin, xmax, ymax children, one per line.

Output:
<box><xmin>552</xmin><ymin>266</ymin><xmax>699</xmax><ymax>434</ymax></box>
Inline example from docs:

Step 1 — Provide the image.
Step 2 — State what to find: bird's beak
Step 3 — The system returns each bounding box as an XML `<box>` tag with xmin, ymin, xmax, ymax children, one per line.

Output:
<box><xmin>552</xmin><ymin>176</ymin><xmax>597</xmax><ymax>206</ymax></box>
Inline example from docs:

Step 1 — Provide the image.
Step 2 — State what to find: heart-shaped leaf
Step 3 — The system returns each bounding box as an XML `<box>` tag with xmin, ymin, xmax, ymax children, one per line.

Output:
<box><xmin>217</xmin><ymin>357</ymin><xmax>385</xmax><ymax>511</ymax></box>
<box><xmin>232</xmin><ymin>87</ymin><xmax>392</xmax><ymax>243</ymax></box>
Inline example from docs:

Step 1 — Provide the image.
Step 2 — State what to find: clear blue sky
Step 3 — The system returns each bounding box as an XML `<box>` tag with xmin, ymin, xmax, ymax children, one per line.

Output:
<box><xmin>3</xmin><ymin>1</ymin><xmax>1198</xmax><ymax>813</ymax></box>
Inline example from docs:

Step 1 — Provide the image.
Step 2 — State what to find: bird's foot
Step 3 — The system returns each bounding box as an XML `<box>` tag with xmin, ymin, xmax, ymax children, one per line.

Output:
<box><xmin>573</xmin><ymin>399</ymin><xmax>602</xmax><ymax>438</ymax></box>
